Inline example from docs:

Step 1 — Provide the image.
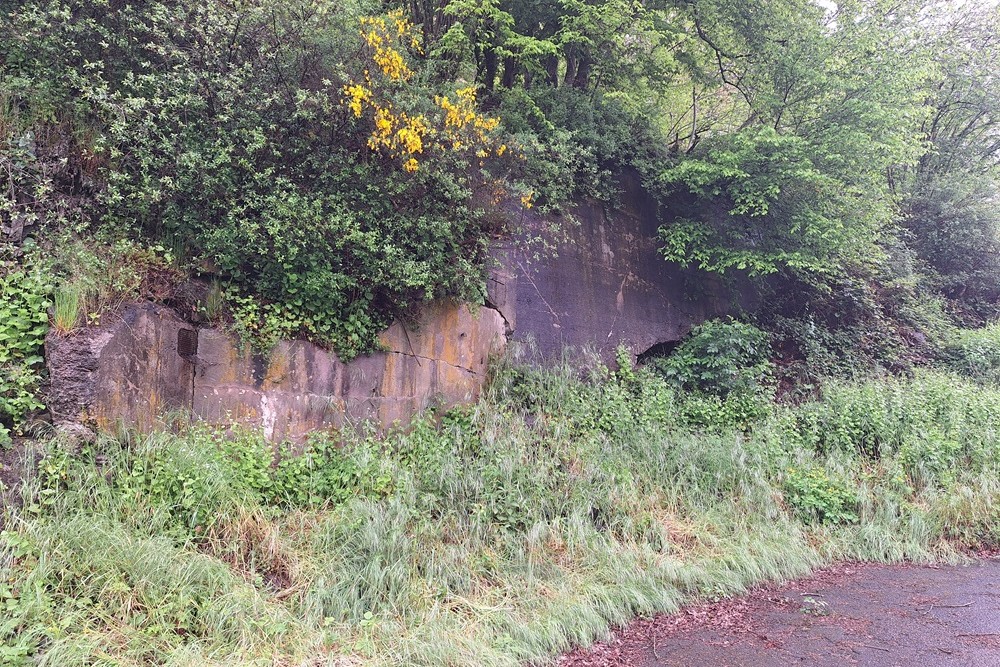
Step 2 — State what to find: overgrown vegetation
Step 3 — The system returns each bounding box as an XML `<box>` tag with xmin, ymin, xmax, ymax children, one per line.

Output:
<box><xmin>3</xmin><ymin>0</ymin><xmax>999</xmax><ymax>366</ymax></box>
<box><xmin>3</xmin><ymin>0</ymin><xmax>1000</xmax><ymax>663</ymax></box>
<box><xmin>0</xmin><ymin>0</ymin><xmax>520</xmax><ymax>358</ymax></box>
<box><xmin>0</xmin><ymin>246</ymin><xmax>49</xmax><ymax>443</ymax></box>
<box><xmin>3</xmin><ymin>352</ymin><xmax>1000</xmax><ymax>665</ymax></box>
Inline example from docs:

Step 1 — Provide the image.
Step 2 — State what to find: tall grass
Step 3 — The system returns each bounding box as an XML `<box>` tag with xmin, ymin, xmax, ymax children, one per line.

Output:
<box><xmin>2</xmin><ymin>351</ymin><xmax>999</xmax><ymax>665</ymax></box>
<box><xmin>51</xmin><ymin>282</ymin><xmax>83</xmax><ymax>333</ymax></box>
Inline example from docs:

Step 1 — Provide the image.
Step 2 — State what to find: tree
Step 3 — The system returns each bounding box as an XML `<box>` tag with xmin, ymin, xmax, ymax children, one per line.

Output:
<box><xmin>897</xmin><ymin>4</ymin><xmax>1000</xmax><ymax>321</ymax></box>
<box><xmin>655</xmin><ymin>0</ymin><xmax>934</xmax><ymax>276</ymax></box>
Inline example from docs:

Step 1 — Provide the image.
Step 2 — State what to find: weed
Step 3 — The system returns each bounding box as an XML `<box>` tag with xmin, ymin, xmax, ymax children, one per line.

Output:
<box><xmin>0</xmin><ymin>248</ymin><xmax>50</xmax><ymax>436</ymax></box>
<box><xmin>203</xmin><ymin>280</ymin><xmax>225</xmax><ymax>322</ymax></box>
<box><xmin>783</xmin><ymin>466</ymin><xmax>860</xmax><ymax>524</ymax></box>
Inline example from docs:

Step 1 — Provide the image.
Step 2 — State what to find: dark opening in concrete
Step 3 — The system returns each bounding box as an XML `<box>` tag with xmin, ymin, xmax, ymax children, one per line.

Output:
<box><xmin>636</xmin><ymin>340</ymin><xmax>681</xmax><ymax>365</ymax></box>
<box><xmin>177</xmin><ymin>328</ymin><xmax>199</xmax><ymax>359</ymax></box>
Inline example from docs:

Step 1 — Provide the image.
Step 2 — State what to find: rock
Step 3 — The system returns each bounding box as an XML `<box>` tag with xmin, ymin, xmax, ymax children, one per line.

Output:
<box><xmin>45</xmin><ymin>303</ymin><xmax>196</xmax><ymax>432</ymax></box>
<box><xmin>53</xmin><ymin>422</ymin><xmax>97</xmax><ymax>452</ymax></box>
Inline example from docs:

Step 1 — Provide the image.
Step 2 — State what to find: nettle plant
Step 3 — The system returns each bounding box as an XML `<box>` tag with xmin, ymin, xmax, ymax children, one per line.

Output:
<box><xmin>0</xmin><ymin>251</ymin><xmax>51</xmax><ymax>441</ymax></box>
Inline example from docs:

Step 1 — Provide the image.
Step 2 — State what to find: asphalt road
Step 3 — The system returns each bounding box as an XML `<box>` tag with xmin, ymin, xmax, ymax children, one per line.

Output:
<box><xmin>559</xmin><ymin>559</ymin><xmax>1000</xmax><ymax>667</ymax></box>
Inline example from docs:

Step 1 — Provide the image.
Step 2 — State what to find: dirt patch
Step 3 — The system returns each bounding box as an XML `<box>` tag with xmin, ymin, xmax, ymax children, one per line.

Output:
<box><xmin>558</xmin><ymin>560</ymin><xmax>1000</xmax><ymax>667</ymax></box>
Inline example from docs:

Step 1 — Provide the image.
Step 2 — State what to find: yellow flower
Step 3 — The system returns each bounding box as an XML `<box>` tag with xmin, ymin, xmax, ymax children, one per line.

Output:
<box><xmin>374</xmin><ymin>107</ymin><xmax>394</xmax><ymax>137</ymax></box>
<box><xmin>343</xmin><ymin>84</ymin><xmax>371</xmax><ymax>118</ymax></box>
<box><xmin>396</xmin><ymin>115</ymin><xmax>426</xmax><ymax>155</ymax></box>
<box><xmin>520</xmin><ymin>192</ymin><xmax>535</xmax><ymax>209</ymax></box>
<box><xmin>403</xmin><ymin>158</ymin><xmax>419</xmax><ymax>172</ymax></box>
<box><xmin>360</xmin><ymin>11</ymin><xmax>415</xmax><ymax>81</ymax></box>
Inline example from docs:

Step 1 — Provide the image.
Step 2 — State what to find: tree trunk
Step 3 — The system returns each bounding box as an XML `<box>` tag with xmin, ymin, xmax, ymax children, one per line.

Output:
<box><xmin>501</xmin><ymin>55</ymin><xmax>518</xmax><ymax>88</ymax></box>
<box><xmin>564</xmin><ymin>52</ymin><xmax>578</xmax><ymax>87</ymax></box>
<box><xmin>483</xmin><ymin>49</ymin><xmax>499</xmax><ymax>93</ymax></box>
<box><xmin>574</xmin><ymin>55</ymin><xmax>591</xmax><ymax>89</ymax></box>
<box><xmin>544</xmin><ymin>54</ymin><xmax>560</xmax><ymax>87</ymax></box>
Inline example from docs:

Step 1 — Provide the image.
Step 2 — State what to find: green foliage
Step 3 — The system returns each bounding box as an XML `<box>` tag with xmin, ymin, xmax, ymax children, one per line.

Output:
<box><xmin>902</xmin><ymin>173</ymin><xmax>1000</xmax><ymax>322</ymax></box>
<box><xmin>755</xmin><ymin>265</ymin><xmax>954</xmax><ymax>390</ymax></box>
<box><xmin>775</xmin><ymin>371</ymin><xmax>1000</xmax><ymax>486</ymax></box>
<box><xmin>45</xmin><ymin>238</ymin><xmax>180</xmax><ymax>326</ymax></box>
<box><xmin>649</xmin><ymin>319</ymin><xmax>773</xmax><ymax>397</ymax></box>
<box><xmin>498</xmin><ymin>86</ymin><xmax>662</xmax><ymax>206</ymax></box>
<box><xmin>656</xmin><ymin>128</ymin><xmax>868</xmax><ymax>275</ymax></box>
<box><xmin>2</xmin><ymin>0</ymin><xmax>504</xmax><ymax>357</ymax></box>
<box><xmin>34</xmin><ymin>427</ymin><xmax>394</xmax><ymax>537</ymax></box>
<box><xmin>646</xmin><ymin>0</ymin><xmax>930</xmax><ymax>276</ymax></box>
<box><xmin>642</xmin><ymin>319</ymin><xmax>775</xmax><ymax>429</ymax></box>
<box><xmin>783</xmin><ymin>466</ymin><xmax>859</xmax><ymax>525</ymax></box>
<box><xmin>0</xmin><ymin>249</ymin><xmax>51</xmax><ymax>438</ymax></box>
<box><xmin>943</xmin><ymin>323</ymin><xmax>1000</xmax><ymax>384</ymax></box>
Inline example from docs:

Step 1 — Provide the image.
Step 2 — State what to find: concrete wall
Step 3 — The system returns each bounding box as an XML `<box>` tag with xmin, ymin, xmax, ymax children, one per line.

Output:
<box><xmin>46</xmin><ymin>301</ymin><xmax>506</xmax><ymax>441</ymax></box>
<box><xmin>498</xmin><ymin>174</ymin><xmax>748</xmax><ymax>362</ymax></box>
<box><xmin>44</xmin><ymin>179</ymin><xmax>749</xmax><ymax>439</ymax></box>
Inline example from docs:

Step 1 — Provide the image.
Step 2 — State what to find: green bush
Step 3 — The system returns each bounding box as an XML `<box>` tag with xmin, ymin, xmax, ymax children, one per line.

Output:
<box><xmin>650</xmin><ymin>319</ymin><xmax>773</xmax><ymax>397</ymax></box>
<box><xmin>783</xmin><ymin>466</ymin><xmax>859</xmax><ymax>524</ymax></box>
<box><xmin>644</xmin><ymin>319</ymin><xmax>774</xmax><ymax>429</ymax></box>
<box><xmin>0</xmin><ymin>249</ymin><xmax>51</xmax><ymax>440</ymax></box>
<box><xmin>496</xmin><ymin>86</ymin><xmax>662</xmax><ymax>207</ymax></box>
<box><xmin>774</xmin><ymin>371</ymin><xmax>1000</xmax><ymax>486</ymax></box>
<box><xmin>2</xmin><ymin>0</ymin><xmax>511</xmax><ymax>358</ymax></box>
<box><xmin>943</xmin><ymin>323</ymin><xmax>1000</xmax><ymax>383</ymax></box>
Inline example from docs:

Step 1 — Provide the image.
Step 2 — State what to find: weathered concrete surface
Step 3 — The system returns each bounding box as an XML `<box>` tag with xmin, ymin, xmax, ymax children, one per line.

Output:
<box><xmin>191</xmin><ymin>301</ymin><xmax>505</xmax><ymax>441</ymax></box>
<box><xmin>44</xmin><ymin>177</ymin><xmax>751</xmax><ymax>438</ymax></box>
<box><xmin>501</xmin><ymin>173</ymin><xmax>750</xmax><ymax>362</ymax></box>
<box><xmin>46</xmin><ymin>303</ymin><xmax>195</xmax><ymax>432</ymax></box>
<box><xmin>45</xmin><ymin>301</ymin><xmax>505</xmax><ymax>441</ymax></box>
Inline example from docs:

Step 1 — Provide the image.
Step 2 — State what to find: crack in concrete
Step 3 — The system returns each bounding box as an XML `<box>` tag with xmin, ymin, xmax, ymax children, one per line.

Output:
<box><xmin>484</xmin><ymin>298</ymin><xmax>512</xmax><ymax>335</ymax></box>
<box><xmin>385</xmin><ymin>349</ymin><xmax>480</xmax><ymax>376</ymax></box>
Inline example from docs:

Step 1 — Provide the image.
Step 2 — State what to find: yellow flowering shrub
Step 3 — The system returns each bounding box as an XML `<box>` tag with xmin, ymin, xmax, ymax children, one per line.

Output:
<box><xmin>342</xmin><ymin>12</ymin><xmax>510</xmax><ymax>176</ymax></box>
<box><xmin>360</xmin><ymin>11</ymin><xmax>417</xmax><ymax>81</ymax></box>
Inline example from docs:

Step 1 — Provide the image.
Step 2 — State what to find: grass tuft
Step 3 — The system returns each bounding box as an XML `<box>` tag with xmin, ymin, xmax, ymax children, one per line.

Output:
<box><xmin>51</xmin><ymin>282</ymin><xmax>83</xmax><ymax>333</ymax></box>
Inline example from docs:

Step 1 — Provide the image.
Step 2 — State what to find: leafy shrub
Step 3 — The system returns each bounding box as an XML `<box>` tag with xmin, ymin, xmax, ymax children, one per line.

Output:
<box><xmin>650</xmin><ymin>319</ymin><xmax>773</xmax><ymax>398</ymax></box>
<box><xmin>497</xmin><ymin>86</ymin><xmax>664</xmax><ymax>208</ymax></box>
<box><xmin>3</xmin><ymin>1</ymin><xmax>516</xmax><ymax>358</ymax></box>
<box><xmin>757</xmin><ymin>268</ymin><xmax>949</xmax><ymax>389</ymax></box>
<box><xmin>775</xmin><ymin>371</ymin><xmax>1000</xmax><ymax>485</ymax></box>
<box><xmin>0</xmin><ymin>249</ymin><xmax>51</xmax><ymax>439</ymax></box>
<box><xmin>655</xmin><ymin>128</ymin><xmax>877</xmax><ymax>276</ymax></box>
<box><xmin>943</xmin><ymin>323</ymin><xmax>1000</xmax><ymax>383</ymax></box>
<box><xmin>677</xmin><ymin>391</ymin><xmax>773</xmax><ymax>432</ymax></box>
<box><xmin>644</xmin><ymin>319</ymin><xmax>774</xmax><ymax>429</ymax></box>
<box><xmin>902</xmin><ymin>172</ymin><xmax>1000</xmax><ymax>322</ymax></box>
<box><xmin>783</xmin><ymin>466</ymin><xmax>859</xmax><ymax>524</ymax></box>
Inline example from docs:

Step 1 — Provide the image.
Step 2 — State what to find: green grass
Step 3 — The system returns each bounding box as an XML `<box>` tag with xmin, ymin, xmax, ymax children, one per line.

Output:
<box><xmin>51</xmin><ymin>282</ymin><xmax>83</xmax><ymax>334</ymax></box>
<box><xmin>3</xmin><ymin>351</ymin><xmax>999</xmax><ymax>666</ymax></box>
